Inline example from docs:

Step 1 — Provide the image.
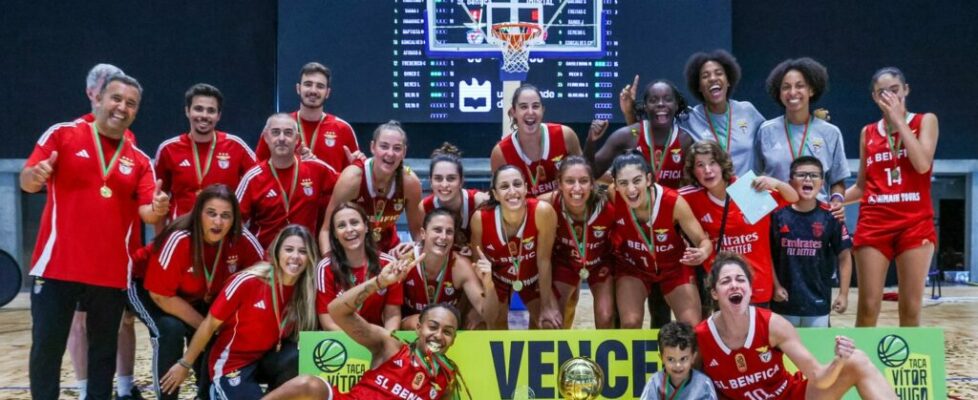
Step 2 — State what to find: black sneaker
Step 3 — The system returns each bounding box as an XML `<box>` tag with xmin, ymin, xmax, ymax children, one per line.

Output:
<box><xmin>117</xmin><ymin>385</ymin><xmax>144</xmax><ymax>400</ymax></box>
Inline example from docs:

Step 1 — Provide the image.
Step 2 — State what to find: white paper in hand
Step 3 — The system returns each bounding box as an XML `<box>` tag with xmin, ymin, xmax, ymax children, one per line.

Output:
<box><xmin>726</xmin><ymin>171</ymin><xmax>777</xmax><ymax>225</ymax></box>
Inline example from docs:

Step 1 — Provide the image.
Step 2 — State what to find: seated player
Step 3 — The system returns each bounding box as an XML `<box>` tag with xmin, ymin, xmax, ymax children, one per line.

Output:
<box><xmin>771</xmin><ymin>157</ymin><xmax>852</xmax><ymax>327</ymax></box>
<box><xmin>639</xmin><ymin>321</ymin><xmax>717</xmax><ymax>400</ymax></box>
<box><xmin>697</xmin><ymin>252</ymin><xmax>896</xmax><ymax>399</ymax></box>
<box><xmin>262</xmin><ymin>260</ymin><xmax>470</xmax><ymax>400</ymax></box>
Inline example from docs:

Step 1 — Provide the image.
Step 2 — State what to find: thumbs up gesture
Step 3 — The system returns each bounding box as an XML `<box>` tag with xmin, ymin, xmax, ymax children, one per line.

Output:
<box><xmin>32</xmin><ymin>151</ymin><xmax>58</xmax><ymax>184</ymax></box>
<box><xmin>152</xmin><ymin>179</ymin><xmax>170</xmax><ymax>216</ymax></box>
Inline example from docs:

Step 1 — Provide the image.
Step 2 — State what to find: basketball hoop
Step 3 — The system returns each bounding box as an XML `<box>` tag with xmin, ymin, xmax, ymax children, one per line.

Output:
<box><xmin>490</xmin><ymin>22</ymin><xmax>544</xmax><ymax>74</ymax></box>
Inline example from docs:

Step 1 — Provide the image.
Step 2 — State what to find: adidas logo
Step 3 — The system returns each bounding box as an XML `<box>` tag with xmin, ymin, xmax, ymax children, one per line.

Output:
<box><xmin>75</xmin><ymin>149</ymin><xmax>90</xmax><ymax>158</ymax></box>
<box><xmin>486</xmin><ymin>244</ymin><xmax>494</xmax><ymax>251</ymax></box>
<box><xmin>266</xmin><ymin>190</ymin><xmax>278</xmax><ymax>198</ymax></box>
<box><xmin>406</xmin><ymin>279</ymin><xmax>415</xmax><ymax>286</ymax></box>
<box><xmin>254</xmin><ymin>300</ymin><xmax>266</xmax><ymax>309</ymax></box>
<box><xmin>179</xmin><ymin>159</ymin><xmax>191</xmax><ymax>167</ymax></box>
<box><xmin>709</xmin><ymin>359</ymin><xmax>719</xmax><ymax>367</ymax></box>
<box><xmin>780</xmin><ymin>225</ymin><xmax>790</xmax><ymax>234</ymax></box>
<box><xmin>394</xmin><ymin>360</ymin><xmax>403</xmax><ymax>368</ymax></box>
<box><xmin>617</xmin><ymin>218</ymin><xmax>625</xmax><ymax>225</ymax></box>
<box><xmin>701</xmin><ymin>214</ymin><xmax>714</xmax><ymax>223</ymax></box>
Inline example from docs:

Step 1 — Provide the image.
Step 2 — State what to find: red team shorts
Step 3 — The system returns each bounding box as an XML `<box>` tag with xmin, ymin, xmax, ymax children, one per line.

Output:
<box><xmin>551</xmin><ymin>261</ymin><xmax>612</xmax><ymax>289</ymax></box>
<box><xmin>614</xmin><ymin>262</ymin><xmax>695</xmax><ymax>296</ymax></box>
<box><xmin>853</xmin><ymin>216</ymin><xmax>936</xmax><ymax>260</ymax></box>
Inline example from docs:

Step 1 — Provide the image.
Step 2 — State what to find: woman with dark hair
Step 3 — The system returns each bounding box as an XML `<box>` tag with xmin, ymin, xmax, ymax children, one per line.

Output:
<box><xmin>421</xmin><ymin>142</ymin><xmax>490</xmax><ymax>250</ymax></box>
<box><xmin>538</xmin><ymin>156</ymin><xmax>618</xmax><ymax>328</ymax></box>
<box><xmin>142</xmin><ymin>184</ymin><xmax>264</xmax><ymax>399</ymax></box>
<box><xmin>679</xmin><ymin>141</ymin><xmax>798</xmax><ymax>306</ymax></box>
<box><xmin>610</xmin><ymin>152</ymin><xmax>712</xmax><ymax>328</ymax></box>
<box><xmin>587</xmin><ymin>79</ymin><xmax>694</xmax><ymax>188</ymax></box>
<box><xmin>400</xmin><ymin>208</ymin><xmax>499</xmax><ymax>329</ymax></box>
<box><xmin>316</xmin><ymin>203</ymin><xmax>403</xmax><ymax>331</ymax></box>
<box><xmin>160</xmin><ymin>224</ymin><xmax>321</xmax><ymax>399</ymax></box>
<box><xmin>264</xmin><ymin>266</ymin><xmax>471</xmax><ymax>400</ymax></box>
<box><xmin>696</xmin><ymin>252</ymin><xmax>897</xmax><ymax>399</ymax></box>
<box><xmin>320</xmin><ymin>120</ymin><xmax>423</xmax><ymax>254</ymax></box>
<box><xmin>490</xmin><ymin>84</ymin><xmax>582</xmax><ymax>197</ymax></box>
<box><xmin>844</xmin><ymin>67</ymin><xmax>939</xmax><ymax>327</ymax></box>
<box><xmin>757</xmin><ymin>57</ymin><xmax>850</xmax><ymax>205</ymax></box>
<box><xmin>469</xmin><ymin>164</ymin><xmax>562</xmax><ymax>329</ymax></box>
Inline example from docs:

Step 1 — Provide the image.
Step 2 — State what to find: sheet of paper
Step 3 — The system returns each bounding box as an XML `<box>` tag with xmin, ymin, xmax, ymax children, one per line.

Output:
<box><xmin>726</xmin><ymin>171</ymin><xmax>777</xmax><ymax>225</ymax></box>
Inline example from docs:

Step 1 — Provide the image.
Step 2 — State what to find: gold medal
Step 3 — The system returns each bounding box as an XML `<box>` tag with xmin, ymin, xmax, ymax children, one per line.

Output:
<box><xmin>890</xmin><ymin>168</ymin><xmax>900</xmax><ymax>181</ymax></box>
<box><xmin>579</xmin><ymin>268</ymin><xmax>589</xmax><ymax>280</ymax></box>
<box><xmin>372</xmin><ymin>229</ymin><xmax>382</xmax><ymax>242</ymax></box>
<box><xmin>100</xmin><ymin>185</ymin><xmax>112</xmax><ymax>198</ymax></box>
<box><xmin>512</xmin><ymin>280</ymin><xmax>523</xmax><ymax>292</ymax></box>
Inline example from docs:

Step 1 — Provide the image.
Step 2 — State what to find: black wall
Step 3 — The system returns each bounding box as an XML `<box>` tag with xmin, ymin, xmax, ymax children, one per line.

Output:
<box><xmin>0</xmin><ymin>0</ymin><xmax>277</xmax><ymax>159</ymax></box>
<box><xmin>2</xmin><ymin>1</ymin><xmax>976</xmax><ymax>159</ymax></box>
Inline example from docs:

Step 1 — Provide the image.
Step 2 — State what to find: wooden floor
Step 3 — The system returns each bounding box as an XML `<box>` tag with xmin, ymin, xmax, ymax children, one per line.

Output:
<box><xmin>2</xmin><ymin>286</ymin><xmax>976</xmax><ymax>399</ymax></box>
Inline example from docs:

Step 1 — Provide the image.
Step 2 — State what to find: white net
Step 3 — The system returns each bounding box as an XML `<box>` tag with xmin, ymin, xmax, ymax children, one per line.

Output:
<box><xmin>491</xmin><ymin>23</ymin><xmax>542</xmax><ymax>74</ymax></box>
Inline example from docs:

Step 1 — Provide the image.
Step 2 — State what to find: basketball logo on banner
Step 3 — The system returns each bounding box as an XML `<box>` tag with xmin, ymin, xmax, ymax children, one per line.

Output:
<box><xmin>313</xmin><ymin>338</ymin><xmax>348</xmax><ymax>373</ymax></box>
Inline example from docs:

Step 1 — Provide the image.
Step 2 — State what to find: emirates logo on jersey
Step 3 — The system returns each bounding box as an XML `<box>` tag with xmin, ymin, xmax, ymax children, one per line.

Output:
<box><xmin>217</xmin><ymin>152</ymin><xmax>231</xmax><ymax>169</ymax></box>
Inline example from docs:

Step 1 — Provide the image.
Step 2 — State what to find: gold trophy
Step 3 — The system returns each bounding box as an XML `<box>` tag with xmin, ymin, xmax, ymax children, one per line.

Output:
<box><xmin>557</xmin><ymin>357</ymin><xmax>604</xmax><ymax>400</ymax></box>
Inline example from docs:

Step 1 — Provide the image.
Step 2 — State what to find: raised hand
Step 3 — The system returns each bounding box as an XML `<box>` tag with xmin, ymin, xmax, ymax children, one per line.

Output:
<box><xmin>153</xmin><ymin>179</ymin><xmax>170</xmax><ymax>216</ymax></box>
<box><xmin>32</xmin><ymin>151</ymin><xmax>58</xmax><ymax>184</ymax></box>
<box><xmin>619</xmin><ymin>74</ymin><xmax>639</xmax><ymax>120</ymax></box>
<box><xmin>587</xmin><ymin>119</ymin><xmax>610</xmax><ymax>143</ymax></box>
<box><xmin>474</xmin><ymin>246</ymin><xmax>494</xmax><ymax>285</ymax></box>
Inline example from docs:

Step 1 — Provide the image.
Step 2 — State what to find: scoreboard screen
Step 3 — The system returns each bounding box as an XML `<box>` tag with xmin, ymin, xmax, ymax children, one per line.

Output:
<box><xmin>277</xmin><ymin>0</ymin><xmax>731</xmax><ymax>124</ymax></box>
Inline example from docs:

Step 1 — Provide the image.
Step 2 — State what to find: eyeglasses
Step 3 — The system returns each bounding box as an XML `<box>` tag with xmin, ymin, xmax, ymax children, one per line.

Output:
<box><xmin>792</xmin><ymin>172</ymin><xmax>822</xmax><ymax>180</ymax></box>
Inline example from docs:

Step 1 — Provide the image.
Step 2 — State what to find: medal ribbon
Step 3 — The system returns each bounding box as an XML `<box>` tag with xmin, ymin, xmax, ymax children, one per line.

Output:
<box><xmin>560</xmin><ymin>197</ymin><xmax>589</xmax><ymax>270</ymax></box>
<box><xmin>497</xmin><ymin>207</ymin><xmax>527</xmax><ymax>286</ymax></box>
<box><xmin>659</xmin><ymin>375</ymin><xmax>689</xmax><ymax>400</ymax></box>
<box><xmin>296</xmin><ymin>113</ymin><xmax>326</xmax><ymax>153</ymax></box>
<box><xmin>269</xmin><ymin>157</ymin><xmax>300</xmax><ymax>213</ymax></box>
<box><xmin>90</xmin><ymin>123</ymin><xmax>127</xmax><ymax>186</ymax></box>
<box><xmin>642</xmin><ymin>120</ymin><xmax>676</xmax><ymax>178</ymax></box>
<box><xmin>347</xmin><ymin>266</ymin><xmax>370</xmax><ymax>311</ymax></box>
<box><xmin>190</xmin><ymin>132</ymin><xmax>218</xmax><ymax>189</ymax></box>
<box><xmin>515</xmin><ymin>131</ymin><xmax>545</xmax><ymax>188</ymax></box>
<box><xmin>628</xmin><ymin>187</ymin><xmax>659</xmax><ymax>273</ymax></box>
<box><xmin>412</xmin><ymin>345</ymin><xmax>454</xmax><ymax>379</ymax></box>
<box><xmin>419</xmin><ymin>250</ymin><xmax>449</xmax><ymax>305</ymax></box>
<box><xmin>782</xmin><ymin>115</ymin><xmax>811</xmax><ymax>160</ymax></box>
<box><xmin>367</xmin><ymin>159</ymin><xmax>388</xmax><ymax>234</ymax></box>
<box><xmin>202</xmin><ymin>240</ymin><xmax>224</xmax><ymax>296</ymax></box>
<box><xmin>269</xmin><ymin>267</ymin><xmax>289</xmax><ymax>349</ymax></box>
<box><xmin>705</xmin><ymin>103</ymin><xmax>733</xmax><ymax>152</ymax></box>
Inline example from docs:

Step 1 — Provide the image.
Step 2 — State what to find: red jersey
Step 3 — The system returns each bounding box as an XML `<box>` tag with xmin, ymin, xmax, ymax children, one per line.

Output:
<box><xmin>421</xmin><ymin>188</ymin><xmax>481</xmax><ymax>247</ymax></box>
<box><xmin>402</xmin><ymin>246</ymin><xmax>460</xmax><ymax>314</ymax></box>
<box><xmin>236</xmin><ymin>158</ymin><xmax>337</xmax><ymax>248</ymax></box>
<box><xmin>337</xmin><ymin>344</ymin><xmax>455</xmax><ymax>400</ymax></box>
<box><xmin>209</xmin><ymin>272</ymin><xmax>296</xmax><ymax>376</ymax></box>
<box><xmin>255</xmin><ymin>111</ymin><xmax>358</xmax><ymax>172</ymax></box>
<box><xmin>154</xmin><ymin>132</ymin><xmax>256</xmax><ymax>219</ymax></box>
<box><xmin>315</xmin><ymin>254</ymin><xmax>403</xmax><ymax>326</ymax></box>
<box><xmin>355</xmin><ymin>158</ymin><xmax>407</xmax><ymax>252</ymax></box>
<box><xmin>552</xmin><ymin>195</ymin><xmax>615</xmax><ymax>274</ymax></box>
<box><xmin>144</xmin><ymin>229</ymin><xmax>264</xmax><ymax>303</ymax></box>
<box><xmin>612</xmin><ymin>185</ymin><xmax>687</xmax><ymax>278</ymax></box>
<box><xmin>636</xmin><ymin>122</ymin><xmax>688</xmax><ymax>189</ymax></box>
<box><xmin>498</xmin><ymin>123</ymin><xmax>569</xmax><ymax>197</ymax></box>
<box><xmin>696</xmin><ymin>307</ymin><xmax>807</xmax><ymax>400</ymax></box>
<box><xmin>27</xmin><ymin>120</ymin><xmax>156</xmax><ymax>289</ymax></box>
<box><xmin>859</xmin><ymin>113</ymin><xmax>932</xmax><ymax>222</ymax></box>
<box><xmin>680</xmin><ymin>186</ymin><xmax>787</xmax><ymax>303</ymax></box>
<box><xmin>478</xmin><ymin>199</ymin><xmax>542</xmax><ymax>287</ymax></box>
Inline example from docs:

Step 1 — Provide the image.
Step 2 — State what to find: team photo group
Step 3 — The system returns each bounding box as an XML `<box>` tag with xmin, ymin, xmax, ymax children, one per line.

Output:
<box><xmin>21</xmin><ymin>47</ymin><xmax>937</xmax><ymax>399</ymax></box>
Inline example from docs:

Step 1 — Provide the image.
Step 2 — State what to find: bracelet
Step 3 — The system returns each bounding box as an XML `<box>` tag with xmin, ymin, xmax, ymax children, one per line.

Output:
<box><xmin>177</xmin><ymin>358</ymin><xmax>192</xmax><ymax>369</ymax></box>
<box><xmin>830</xmin><ymin>193</ymin><xmax>845</xmax><ymax>203</ymax></box>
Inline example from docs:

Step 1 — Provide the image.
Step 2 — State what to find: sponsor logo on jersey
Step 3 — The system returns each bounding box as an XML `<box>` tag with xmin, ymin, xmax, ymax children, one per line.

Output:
<box><xmin>709</xmin><ymin>359</ymin><xmax>719</xmax><ymax>367</ymax></box>
<box><xmin>227</xmin><ymin>370</ymin><xmax>241</xmax><ymax>386</ymax></box>
<box><xmin>179</xmin><ymin>159</ymin><xmax>191</xmax><ymax>167</ymax></box>
<box><xmin>522</xmin><ymin>237</ymin><xmax>535</xmax><ymax>251</ymax></box>
<box><xmin>119</xmin><ymin>157</ymin><xmax>134</xmax><ymax>175</ymax></box>
<box><xmin>701</xmin><ymin>213</ymin><xmax>714</xmax><ymax>224</ymax></box>
<box><xmin>254</xmin><ymin>300</ymin><xmax>266</xmax><ymax>309</ymax></box>
<box><xmin>266</xmin><ymin>189</ymin><xmax>278</xmax><ymax>198</ymax></box>
<box><xmin>616</xmin><ymin>218</ymin><xmax>626</xmax><ymax>226</ymax></box>
<box><xmin>406</xmin><ymin>278</ymin><xmax>415</xmax><ymax>287</ymax></box>
<box><xmin>302</xmin><ymin>178</ymin><xmax>314</xmax><ymax>196</ymax></box>
<box><xmin>654</xmin><ymin>228</ymin><xmax>669</xmax><ymax>243</ymax></box>
<box><xmin>75</xmin><ymin>149</ymin><xmax>91</xmax><ymax>158</ymax></box>
<box><xmin>780</xmin><ymin>224</ymin><xmax>790</xmax><ymax>234</ymax></box>
<box><xmin>217</xmin><ymin>152</ymin><xmax>231</xmax><ymax>169</ymax></box>
<box><xmin>226</xmin><ymin>254</ymin><xmax>238</xmax><ymax>273</ymax></box>
<box><xmin>394</xmin><ymin>200</ymin><xmax>404</xmax><ymax>211</ymax></box>
<box><xmin>444</xmin><ymin>282</ymin><xmax>455</xmax><ymax>296</ymax></box>
<box><xmin>394</xmin><ymin>359</ymin><xmax>404</xmax><ymax>368</ymax></box>
<box><xmin>670</xmin><ymin>148</ymin><xmax>682</xmax><ymax>163</ymax></box>
<box><xmin>325</xmin><ymin>131</ymin><xmax>337</xmax><ymax>147</ymax></box>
